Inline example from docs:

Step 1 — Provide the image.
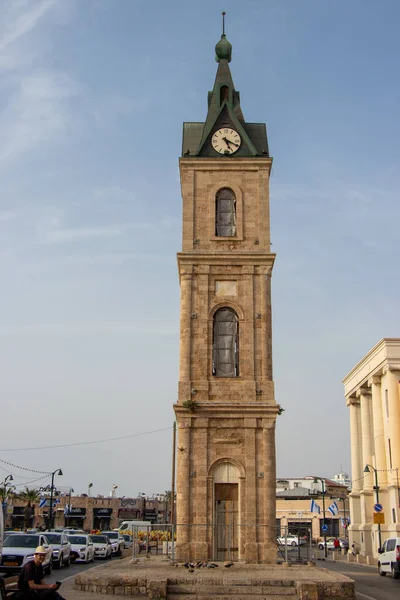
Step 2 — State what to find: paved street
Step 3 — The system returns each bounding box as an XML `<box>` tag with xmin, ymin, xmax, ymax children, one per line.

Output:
<box><xmin>321</xmin><ymin>559</ymin><xmax>400</xmax><ymax>600</ymax></box>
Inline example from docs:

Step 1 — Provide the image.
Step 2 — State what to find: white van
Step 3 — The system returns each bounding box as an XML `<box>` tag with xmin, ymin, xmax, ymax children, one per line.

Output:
<box><xmin>116</xmin><ymin>521</ymin><xmax>151</xmax><ymax>535</ymax></box>
<box><xmin>378</xmin><ymin>537</ymin><xmax>400</xmax><ymax>578</ymax></box>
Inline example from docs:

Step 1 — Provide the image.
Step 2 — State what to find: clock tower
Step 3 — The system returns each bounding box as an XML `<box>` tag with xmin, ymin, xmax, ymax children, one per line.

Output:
<box><xmin>174</xmin><ymin>18</ymin><xmax>278</xmax><ymax>563</ymax></box>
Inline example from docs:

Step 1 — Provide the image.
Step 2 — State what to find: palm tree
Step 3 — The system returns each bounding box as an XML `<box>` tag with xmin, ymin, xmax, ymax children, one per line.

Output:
<box><xmin>18</xmin><ymin>488</ymin><xmax>40</xmax><ymax>529</ymax></box>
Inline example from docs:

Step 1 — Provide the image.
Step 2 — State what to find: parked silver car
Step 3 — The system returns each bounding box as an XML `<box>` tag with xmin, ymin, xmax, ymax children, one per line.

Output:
<box><xmin>43</xmin><ymin>532</ymin><xmax>71</xmax><ymax>568</ymax></box>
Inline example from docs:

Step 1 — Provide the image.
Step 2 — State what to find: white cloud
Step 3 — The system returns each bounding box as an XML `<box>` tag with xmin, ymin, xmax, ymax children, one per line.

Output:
<box><xmin>0</xmin><ymin>210</ymin><xmax>16</xmax><ymax>221</ymax></box>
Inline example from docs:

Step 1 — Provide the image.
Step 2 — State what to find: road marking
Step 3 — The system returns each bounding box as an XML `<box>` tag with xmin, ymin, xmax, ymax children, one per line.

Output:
<box><xmin>356</xmin><ymin>592</ymin><xmax>380</xmax><ymax>600</ymax></box>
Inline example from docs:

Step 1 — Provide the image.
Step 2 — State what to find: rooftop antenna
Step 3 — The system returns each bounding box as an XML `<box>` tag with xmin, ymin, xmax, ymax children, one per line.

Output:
<box><xmin>222</xmin><ymin>11</ymin><xmax>226</xmax><ymax>36</ymax></box>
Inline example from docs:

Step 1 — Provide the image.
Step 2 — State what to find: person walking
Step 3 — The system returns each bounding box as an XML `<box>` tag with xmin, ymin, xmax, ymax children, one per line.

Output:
<box><xmin>18</xmin><ymin>546</ymin><xmax>66</xmax><ymax>600</ymax></box>
<box><xmin>333</xmin><ymin>537</ymin><xmax>341</xmax><ymax>552</ymax></box>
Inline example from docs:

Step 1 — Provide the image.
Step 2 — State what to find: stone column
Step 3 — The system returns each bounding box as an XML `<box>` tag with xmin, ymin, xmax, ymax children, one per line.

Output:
<box><xmin>260</xmin><ymin>269</ymin><xmax>270</xmax><ymax>380</ymax></box>
<box><xmin>244</xmin><ymin>420</ymin><xmax>258</xmax><ymax>562</ymax></box>
<box><xmin>357</xmin><ymin>388</ymin><xmax>374</xmax><ymax>490</ymax></box>
<box><xmin>263</xmin><ymin>419</ymin><xmax>277</xmax><ymax>563</ymax></box>
<box><xmin>179</xmin><ymin>270</ymin><xmax>192</xmax><ymax>382</ymax></box>
<box><xmin>348</xmin><ymin>397</ymin><xmax>362</xmax><ymax>491</ymax></box>
<box><xmin>176</xmin><ymin>419</ymin><xmax>191</xmax><ymax>561</ymax></box>
<box><xmin>384</xmin><ymin>365</ymin><xmax>400</xmax><ymax>481</ymax></box>
<box><xmin>368</xmin><ymin>376</ymin><xmax>387</xmax><ymax>485</ymax></box>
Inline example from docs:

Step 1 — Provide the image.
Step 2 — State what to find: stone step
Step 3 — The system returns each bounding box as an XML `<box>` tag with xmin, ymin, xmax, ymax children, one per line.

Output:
<box><xmin>167</xmin><ymin>589</ymin><xmax>295</xmax><ymax>600</ymax></box>
<box><xmin>168</xmin><ymin>586</ymin><xmax>296</xmax><ymax>596</ymax></box>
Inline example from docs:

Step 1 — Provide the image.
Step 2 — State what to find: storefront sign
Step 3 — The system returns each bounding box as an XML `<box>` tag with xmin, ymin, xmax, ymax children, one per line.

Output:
<box><xmin>69</xmin><ymin>507</ymin><xmax>86</xmax><ymax>516</ymax></box>
<box><xmin>93</xmin><ymin>508</ymin><xmax>112</xmax><ymax>516</ymax></box>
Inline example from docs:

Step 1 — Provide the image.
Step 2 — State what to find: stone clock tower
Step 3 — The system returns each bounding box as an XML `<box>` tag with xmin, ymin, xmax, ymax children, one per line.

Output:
<box><xmin>174</xmin><ymin>22</ymin><xmax>278</xmax><ymax>564</ymax></box>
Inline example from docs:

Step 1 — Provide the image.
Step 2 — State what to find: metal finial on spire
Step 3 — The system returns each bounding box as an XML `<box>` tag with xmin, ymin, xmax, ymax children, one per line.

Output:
<box><xmin>215</xmin><ymin>11</ymin><xmax>232</xmax><ymax>62</ymax></box>
<box><xmin>222</xmin><ymin>11</ymin><xmax>226</xmax><ymax>36</ymax></box>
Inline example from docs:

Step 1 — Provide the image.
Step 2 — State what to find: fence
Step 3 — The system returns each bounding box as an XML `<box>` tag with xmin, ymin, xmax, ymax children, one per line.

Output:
<box><xmin>122</xmin><ymin>522</ymin><xmax>315</xmax><ymax>563</ymax></box>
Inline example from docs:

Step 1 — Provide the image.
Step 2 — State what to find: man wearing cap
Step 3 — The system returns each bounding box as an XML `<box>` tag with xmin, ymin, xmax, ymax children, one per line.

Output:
<box><xmin>18</xmin><ymin>546</ymin><xmax>65</xmax><ymax>599</ymax></box>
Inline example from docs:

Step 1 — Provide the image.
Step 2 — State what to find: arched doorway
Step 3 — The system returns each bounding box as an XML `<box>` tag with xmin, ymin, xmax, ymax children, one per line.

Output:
<box><xmin>213</xmin><ymin>463</ymin><xmax>240</xmax><ymax>561</ymax></box>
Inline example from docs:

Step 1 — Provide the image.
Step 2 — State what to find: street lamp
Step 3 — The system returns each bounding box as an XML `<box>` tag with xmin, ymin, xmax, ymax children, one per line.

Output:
<box><xmin>336</xmin><ymin>497</ymin><xmax>348</xmax><ymax>539</ymax></box>
<box><xmin>1</xmin><ymin>475</ymin><xmax>14</xmax><ymax>525</ymax></box>
<box><xmin>88</xmin><ymin>483</ymin><xmax>93</xmax><ymax>496</ymax></box>
<box><xmin>364</xmin><ymin>464</ymin><xmax>382</xmax><ymax>549</ymax></box>
<box><xmin>314</xmin><ymin>477</ymin><xmax>327</xmax><ymax>558</ymax></box>
<box><xmin>1</xmin><ymin>475</ymin><xmax>14</xmax><ymax>486</ymax></box>
<box><xmin>66</xmin><ymin>488</ymin><xmax>74</xmax><ymax>527</ymax></box>
<box><xmin>48</xmin><ymin>469</ymin><xmax>63</xmax><ymax>530</ymax></box>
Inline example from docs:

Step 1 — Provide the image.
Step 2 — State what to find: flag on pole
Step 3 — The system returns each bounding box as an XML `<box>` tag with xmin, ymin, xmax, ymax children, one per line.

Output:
<box><xmin>64</xmin><ymin>504</ymin><xmax>69</xmax><ymax>516</ymax></box>
<box><xmin>310</xmin><ymin>499</ymin><xmax>321</xmax><ymax>514</ymax></box>
<box><xmin>39</xmin><ymin>497</ymin><xmax>47</xmax><ymax>509</ymax></box>
<box><xmin>328</xmin><ymin>501</ymin><xmax>339</xmax><ymax>516</ymax></box>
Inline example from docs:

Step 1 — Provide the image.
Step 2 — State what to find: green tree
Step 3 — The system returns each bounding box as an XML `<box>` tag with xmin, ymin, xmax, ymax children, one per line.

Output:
<box><xmin>18</xmin><ymin>488</ymin><xmax>40</xmax><ymax>529</ymax></box>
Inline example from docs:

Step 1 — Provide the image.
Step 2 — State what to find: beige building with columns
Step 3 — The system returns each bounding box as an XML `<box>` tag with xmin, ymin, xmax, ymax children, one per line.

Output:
<box><xmin>344</xmin><ymin>338</ymin><xmax>400</xmax><ymax>557</ymax></box>
<box><xmin>173</xmin><ymin>27</ymin><xmax>279</xmax><ymax>563</ymax></box>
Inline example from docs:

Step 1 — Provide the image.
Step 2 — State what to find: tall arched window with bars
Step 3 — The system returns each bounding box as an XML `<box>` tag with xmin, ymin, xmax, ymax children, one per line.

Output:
<box><xmin>215</xmin><ymin>188</ymin><xmax>236</xmax><ymax>237</ymax></box>
<box><xmin>212</xmin><ymin>307</ymin><xmax>239</xmax><ymax>377</ymax></box>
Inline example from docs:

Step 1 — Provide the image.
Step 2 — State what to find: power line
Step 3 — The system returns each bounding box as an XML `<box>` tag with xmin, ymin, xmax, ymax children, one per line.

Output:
<box><xmin>0</xmin><ymin>464</ymin><xmax>35</xmax><ymax>480</ymax></box>
<box><xmin>13</xmin><ymin>474</ymin><xmax>51</xmax><ymax>488</ymax></box>
<box><xmin>0</xmin><ymin>458</ymin><xmax>51</xmax><ymax>474</ymax></box>
<box><xmin>0</xmin><ymin>426</ymin><xmax>172</xmax><ymax>452</ymax></box>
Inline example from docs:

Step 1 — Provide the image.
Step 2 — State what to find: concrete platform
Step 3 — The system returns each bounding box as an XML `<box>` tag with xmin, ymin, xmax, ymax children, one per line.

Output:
<box><xmin>74</xmin><ymin>557</ymin><xmax>355</xmax><ymax>600</ymax></box>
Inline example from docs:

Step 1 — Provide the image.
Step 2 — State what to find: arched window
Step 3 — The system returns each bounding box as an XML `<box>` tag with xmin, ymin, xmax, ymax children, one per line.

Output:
<box><xmin>220</xmin><ymin>85</ymin><xmax>229</xmax><ymax>105</ymax></box>
<box><xmin>215</xmin><ymin>188</ymin><xmax>236</xmax><ymax>237</ymax></box>
<box><xmin>212</xmin><ymin>308</ymin><xmax>239</xmax><ymax>377</ymax></box>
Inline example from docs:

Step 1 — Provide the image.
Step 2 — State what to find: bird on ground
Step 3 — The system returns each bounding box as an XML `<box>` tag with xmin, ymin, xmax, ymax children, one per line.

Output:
<box><xmin>224</xmin><ymin>561</ymin><xmax>234</xmax><ymax>568</ymax></box>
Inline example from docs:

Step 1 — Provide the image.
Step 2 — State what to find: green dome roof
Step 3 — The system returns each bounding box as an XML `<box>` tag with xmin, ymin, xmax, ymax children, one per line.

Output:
<box><xmin>215</xmin><ymin>34</ymin><xmax>232</xmax><ymax>63</ymax></box>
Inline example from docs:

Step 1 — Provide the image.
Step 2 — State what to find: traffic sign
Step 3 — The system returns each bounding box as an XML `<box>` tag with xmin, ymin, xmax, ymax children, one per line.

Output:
<box><xmin>374</xmin><ymin>503</ymin><xmax>383</xmax><ymax>513</ymax></box>
<box><xmin>322</xmin><ymin>524</ymin><xmax>328</xmax><ymax>532</ymax></box>
<box><xmin>374</xmin><ymin>512</ymin><xmax>385</xmax><ymax>524</ymax></box>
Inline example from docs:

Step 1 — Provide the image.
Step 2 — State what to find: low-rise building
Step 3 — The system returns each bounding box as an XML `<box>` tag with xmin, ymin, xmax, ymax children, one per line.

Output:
<box><xmin>344</xmin><ymin>338</ymin><xmax>400</xmax><ymax>557</ymax></box>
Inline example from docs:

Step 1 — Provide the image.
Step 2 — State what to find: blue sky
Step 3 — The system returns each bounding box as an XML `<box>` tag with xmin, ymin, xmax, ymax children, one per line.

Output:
<box><xmin>1</xmin><ymin>0</ymin><xmax>399</xmax><ymax>497</ymax></box>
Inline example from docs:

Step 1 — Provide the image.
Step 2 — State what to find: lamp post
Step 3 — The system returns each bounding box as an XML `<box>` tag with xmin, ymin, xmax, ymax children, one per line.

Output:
<box><xmin>67</xmin><ymin>488</ymin><xmax>74</xmax><ymax>528</ymax></box>
<box><xmin>88</xmin><ymin>482</ymin><xmax>93</xmax><ymax>496</ymax></box>
<box><xmin>336</xmin><ymin>496</ymin><xmax>348</xmax><ymax>539</ymax></box>
<box><xmin>48</xmin><ymin>469</ymin><xmax>63</xmax><ymax>530</ymax></box>
<box><xmin>1</xmin><ymin>475</ymin><xmax>14</xmax><ymax>525</ymax></box>
<box><xmin>364</xmin><ymin>464</ymin><xmax>382</xmax><ymax>549</ymax></box>
<box><xmin>314</xmin><ymin>477</ymin><xmax>327</xmax><ymax>558</ymax></box>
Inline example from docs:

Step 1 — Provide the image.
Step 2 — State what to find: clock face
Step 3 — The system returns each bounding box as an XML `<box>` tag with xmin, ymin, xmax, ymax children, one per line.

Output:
<box><xmin>212</xmin><ymin>128</ymin><xmax>241</xmax><ymax>155</ymax></box>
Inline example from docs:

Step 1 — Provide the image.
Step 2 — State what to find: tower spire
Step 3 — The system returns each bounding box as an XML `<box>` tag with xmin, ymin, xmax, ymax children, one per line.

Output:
<box><xmin>215</xmin><ymin>11</ymin><xmax>232</xmax><ymax>63</ymax></box>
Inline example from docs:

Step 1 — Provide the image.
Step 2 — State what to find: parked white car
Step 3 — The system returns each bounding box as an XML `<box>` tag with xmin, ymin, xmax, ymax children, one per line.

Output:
<box><xmin>277</xmin><ymin>534</ymin><xmax>306</xmax><ymax>547</ymax></box>
<box><xmin>0</xmin><ymin>534</ymin><xmax>53</xmax><ymax>573</ymax></box>
<box><xmin>43</xmin><ymin>532</ymin><xmax>71</xmax><ymax>568</ymax></box>
<box><xmin>67</xmin><ymin>534</ymin><xmax>94</xmax><ymax>563</ymax></box>
<box><xmin>378</xmin><ymin>537</ymin><xmax>400</xmax><ymax>578</ymax></box>
<box><xmin>91</xmin><ymin>535</ymin><xmax>112</xmax><ymax>560</ymax></box>
<box><xmin>102</xmin><ymin>531</ymin><xmax>124</xmax><ymax>555</ymax></box>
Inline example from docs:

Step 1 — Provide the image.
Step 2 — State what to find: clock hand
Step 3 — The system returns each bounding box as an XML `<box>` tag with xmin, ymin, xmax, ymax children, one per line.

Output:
<box><xmin>225</xmin><ymin>139</ymin><xmax>239</xmax><ymax>148</ymax></box>
<box><xmin>222</xmin><ymin>137</ymin><xmax>233</xmax><ymax>149</ymax></box>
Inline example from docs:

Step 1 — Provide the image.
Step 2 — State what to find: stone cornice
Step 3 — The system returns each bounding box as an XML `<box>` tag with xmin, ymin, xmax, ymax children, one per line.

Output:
<box><xmin>179</xmin><ymin>157</ymin><xmax>272</xmax><ymax>174</ymax></box>
<box><xmin>174</xmin><ymin>402</ymin><xmax>279</xmax><ymax>419</ymax></box>
<box><xmin>178</xmin><ymin>251</ymin><xmax>275</xmax><ymax>270</ymax></box>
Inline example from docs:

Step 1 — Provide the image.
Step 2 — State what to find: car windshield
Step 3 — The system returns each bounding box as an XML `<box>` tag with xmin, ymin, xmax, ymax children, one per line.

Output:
<box><xmin>105</xmin><ymin>532</ymin><xmax>117</xmax><ymax>539</ymax></box>
<box><xmin>4</xmin><ymin>535</ymin><xmax>39</xmax><ymax>548</ymax></box>
<box><xmin>91</xmin><ymin>536</ymin><xmax>107</xmax><ymax>543</ymax></box>
<box><xmin>122</xmin><ymin>535</ymin><xmax>130</xmax><ymax>541</ymax></box>
<box><xmin>44</xmin><ymin>534</ymin><xmax>61</xmax><ymax>544</ymax></box>
<box><xmin>68</xmin><ymin>536</ymin><xmax>87</xmax><ymax>545</ymax></box>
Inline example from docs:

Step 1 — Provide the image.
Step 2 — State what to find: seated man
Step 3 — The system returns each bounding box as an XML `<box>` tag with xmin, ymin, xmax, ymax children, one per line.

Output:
<box><xmin>18</xmin><ymin>546</ymin><xmax>65</xmax><ymax>600</ymax></box>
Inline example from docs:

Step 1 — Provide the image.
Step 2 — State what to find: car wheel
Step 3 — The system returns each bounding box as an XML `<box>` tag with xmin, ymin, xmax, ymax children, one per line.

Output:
<box><xmin>318</xmin><ymin>544</ymin><xmax>324</xmax><ymax>550</ymax></box>
<box><xmin>46</xmin><ymin>560</ymin><xmax>53</xmax><ymax>575</ymax></box>
<box><xmin>392</xmin><ymin>564</ymin><xmax>399</xmax><ymax>579</ymax></box>
<box><xmin>65</xmin><ymin>554</ymin><xmax>71</xmax><ymax>567</ymax></box>
<box><xmin>291</xmin><ymin>541</ymin><xmax>297</xmax><ymax>547</ymax></box>
<box><xmin>378</xmin><ymin>563</ymin><xmax>386</xmax><ymax>576</ymax></box>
